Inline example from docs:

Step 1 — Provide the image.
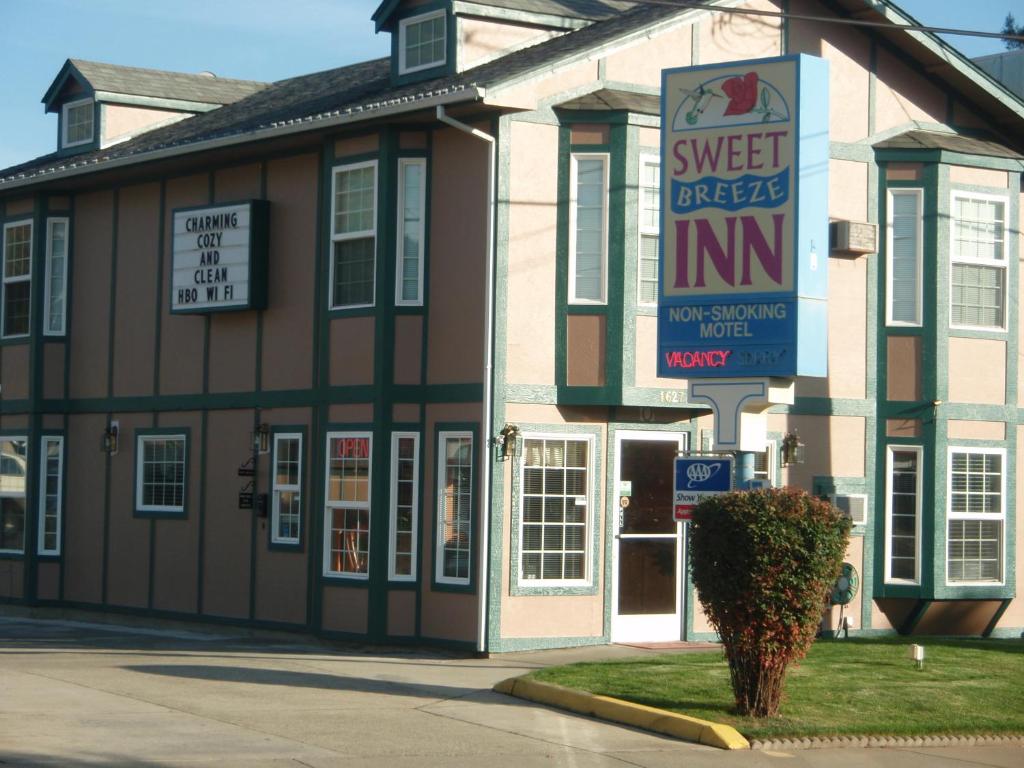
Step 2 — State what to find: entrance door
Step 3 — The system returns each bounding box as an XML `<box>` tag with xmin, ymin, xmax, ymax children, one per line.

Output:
<box><xmin>611</xmin><ymin>432</ymin><xmax>686</xmax><ymax>643</ymax></box>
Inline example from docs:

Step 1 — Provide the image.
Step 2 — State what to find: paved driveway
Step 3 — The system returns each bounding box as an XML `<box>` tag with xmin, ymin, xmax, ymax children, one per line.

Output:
<box><xmin>0</xmin><ymin>614</ymin><xmax>1020</xmax><ymax>767</ymax></box>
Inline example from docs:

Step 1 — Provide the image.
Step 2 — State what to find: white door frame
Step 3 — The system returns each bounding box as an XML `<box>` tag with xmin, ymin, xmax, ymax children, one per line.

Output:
<box><xmin>610</xmin><ymin>430</ymin><xmax>688</xmax><ymax>643</ymax></box>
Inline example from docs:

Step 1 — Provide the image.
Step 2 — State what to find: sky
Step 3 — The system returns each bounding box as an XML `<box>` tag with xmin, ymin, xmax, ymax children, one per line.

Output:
<box><xmin>0</xmin><ymin>0</ymin><xmax>1019</xmax><ymax>171</ymax></box>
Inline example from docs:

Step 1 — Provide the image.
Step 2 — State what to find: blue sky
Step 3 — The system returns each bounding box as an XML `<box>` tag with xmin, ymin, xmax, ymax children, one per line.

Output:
<box><xmin>0</xmin><ymin>0</ymin><xmax>1017</xmax><ymax>170</ymax></box>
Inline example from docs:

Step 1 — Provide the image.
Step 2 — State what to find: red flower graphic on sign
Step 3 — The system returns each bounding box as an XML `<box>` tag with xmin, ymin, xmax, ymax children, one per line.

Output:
<box><xmin>722</xmin><ymin>72</ymin><xmax>759</xmax><ymax>115</ymax></box>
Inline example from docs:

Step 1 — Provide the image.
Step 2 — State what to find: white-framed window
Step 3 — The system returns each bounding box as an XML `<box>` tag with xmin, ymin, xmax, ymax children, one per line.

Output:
<box><xmin>62</xmin><ymin>97</ymin><xmax>94</xmax><ymax>148</ymax></box>
<box><xmin>135</xmin><ymin>434</ymin><xmax>187</xmax><ymax>514</ymax></box>
<box><xmin>947</xmin><ymin>447</ymin><xmax>1005</xmax><ymax>585</ymax></box>
<box><xmin>324</xmin><ymin>432</ymin><xmax>372</xmax><ymax>577</ymax></box>
<box><xmin>3</xmin><ymin>220</ymin><xmax>33</xmax><ymax>338</ymax></box>
<box><xmin>389</xmin><ymin>432</ymin><xmax>419</xmax><ymax>581</ymax></box>
<box><xmin>37</xmin><ymin>436</ymin><xmax>63</xmax><ymax>556</ymax></box>
<box><xmin>330</xmin><ymin>160</ymin><xmax>377</xmax><ymax>309</ymax></box>
<box><xmin>519</xmin><ymin>435</ymin><xmax>592</xmax><ymax>585</ymax></box>
<box><xmin>569</xmin><ymin>153</ymin><xmax>609</xmax><ymax>304</ymax></box>
<box><xmin>637</xmin><ymin>154</ymin><xmax>660</xmax><ymax>306</ymax></box>
<box><xmin>271</xmin><ymin>433</ymin><xmax>302</xmax><ymax>545</ymax></box>
<box><xmin>44</xmin><ymin>217</ymin><xmax>69</xmax><ymax>336</ymax></box>
<box><xmin>950</xmin><ymin>192</ymin><xmax>1007</xmax><ymax>330</ymax></box>
<box><xmin>0</xmin><ymin>437</ymin><xmax>28</xmax><ymax>554</ymax></box>
<box><xmin>436</xmin><ymin>431</ymin><xmax>472</xmax><ymax>585</ymax></box>
<box><xmin>399</xmin><ymin>9</ymin><xmax>446</xmax><ymax>74</ymax></box>
<box><xmin>885</xmin><ymin>445</ymin><xmax>922</xmax><ymax>584</ymax></box>
<box><xmin>886</xmin><ymin>188</ymin><xmax>923</xmax><ymax>327</ymax></box>
<box><xmin>395</xmin><ymin>158</ymin><xmax>426</xmax><ymax>306</ymax></box>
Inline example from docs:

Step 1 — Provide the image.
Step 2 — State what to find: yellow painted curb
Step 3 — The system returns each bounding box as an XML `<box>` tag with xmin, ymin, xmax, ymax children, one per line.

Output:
<box><xmin>493</xmin><ymin>676</ymin><xmax>749</xmax><ymax>750</ymax></box>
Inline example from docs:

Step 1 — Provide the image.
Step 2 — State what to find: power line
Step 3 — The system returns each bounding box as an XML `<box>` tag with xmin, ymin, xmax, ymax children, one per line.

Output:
<box><xmin>626</xmin><ymin>0</ymin><xmax>1024</xmax><ymax>45</ymax></box>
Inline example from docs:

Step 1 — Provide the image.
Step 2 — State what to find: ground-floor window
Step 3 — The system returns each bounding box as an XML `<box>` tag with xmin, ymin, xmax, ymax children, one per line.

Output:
<box><xmin>947</xmin><ymin>448</ymin><xmax>1004</xmax><ymax>584</ymax></box>
<box><xmin>436</xmin><ymin>432</ymin><xmax>472</xmax><ymax>585</ymax></box>
<box><xmin>38</xmin><ymin>436</ymin><xmax>63</xmax><ymax>555</ymax></box>
<box><xmin>271</xmin><ymin>433</ymin><xmax>302</xmax><ymax>545</ymax></box>
<box><xmin>135</xmin><ymin>434</ymin><xmax>187</xmax><ymax>515</ymax></box>
<box><xmin>519</xmin><ymin>436</ymin><xmax>590</xmax><ymax>584</ymax></box>
<box><xmin>885</xmin><ymin>445</ymin><xmax>921</xmax><ymax>584</ymax></box>
<box><xmin>0</xmin><ymin>437</ymin><xmax>27</xmax><ymax>553</ymax></box>
<box><xmin>389</xmin><ymin>432</ymin><xmax>419</xmax><ymax>581</ymax></box>
<box><xmin>324</xmin><ymin>432</ymin><xmax>371</xmax><ymax>577</ymax></box>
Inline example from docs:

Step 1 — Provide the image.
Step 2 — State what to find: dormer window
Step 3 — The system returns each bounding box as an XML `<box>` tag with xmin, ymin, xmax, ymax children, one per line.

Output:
<box><xmin>399</xmin><ymin>10</ymin><xmax>446</xmax><ymax>74</ymax></box>
<box><xmin>62</xmin><ymin>97</ymin><xmax>94</xmax><ymax>148</ymax></box>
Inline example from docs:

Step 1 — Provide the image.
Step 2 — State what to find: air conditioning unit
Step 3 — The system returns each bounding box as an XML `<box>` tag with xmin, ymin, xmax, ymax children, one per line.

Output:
<box><xmin>831</xmin><ymin>493</ymin><xmax>868</xmax><ymax>525</ymax></box>
<box><xmin>830</xmin><ymin>220</ymin><xmax>877</xmax><ymax>256</ymax></box>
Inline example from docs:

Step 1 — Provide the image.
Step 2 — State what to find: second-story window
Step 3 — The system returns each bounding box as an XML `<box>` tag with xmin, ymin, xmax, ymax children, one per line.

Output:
<box><xmin>44</xmin><ymin>217</ymin><xmax>69</xmax><ymax>335</ymax></box>
<box><xmin>886</xmin><ymin>189</ymin><xmax>922</xmax><ymax>327</ymax></box>
<box><xmin>395</xmin><ymin>158</ymin><xmax>426</xmax><ymax>306</ymax></box>
<box><xmin>399</xmin><ymin>10</ymin><xmax>446</xmax><ymax>74</ymax></box>
<box><xmin>331</xmin><ymin>161</ymin><xmax>377</xmax><ymax>309</ymax></box>
<box><xmin>638</xmin><ymin>155</ymin><xmax>660</xmax><ymax>306</ymax></box>
<box><xmin>62</xmin><ymin>98</ymin><xmax>94</xmax><ymax>148</ymax></box>
<box><xmin>569</xmin><ymin>154</ymin><xmax>609</xmax><ymax>304</ymax></box>
<box><xmin>3</xmin><ymin>221</ymin><xmax>33</xmax><ymax>338</ymax></box>
<box><xmin>950</xmin><ymin>192</ymin><xmax>1006</xmax><ymax>330</ymax></box>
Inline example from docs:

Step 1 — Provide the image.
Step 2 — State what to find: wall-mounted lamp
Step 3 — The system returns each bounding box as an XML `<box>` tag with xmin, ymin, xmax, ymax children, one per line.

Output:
<box><xmin>780</xmin><ymin>431</ymin><xmax>805</xmax><ymax>467</ymax></box>
<box><xmin>252</xmin><ymin>423</ymin><xmax>270</xmax><ymax>454</ymax></box>
<box><xmin>102</xmin><ymin>421</ymin><xmax>119</xmax><ymax>456</ymax></box>
<box><xmin>497</xmin><ymin>423</ymin><xmax>520</xmax><ymax>460</ymax></box>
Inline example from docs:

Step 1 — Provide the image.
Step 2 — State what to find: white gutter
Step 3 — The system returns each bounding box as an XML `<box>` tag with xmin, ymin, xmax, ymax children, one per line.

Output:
<box><xmin>435</xmin><ymin>105</ymin><xmax>495</xmax><ymax>656</ymax></box>
<box><xmin>0</xmin><ymin>87</ymin><xmax>485</xmax><ymax>193</ymax></box>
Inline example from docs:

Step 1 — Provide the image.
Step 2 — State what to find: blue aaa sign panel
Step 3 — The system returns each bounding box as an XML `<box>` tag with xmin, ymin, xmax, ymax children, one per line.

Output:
<box><xmin>659</xmin><ymin>55</ymin><xmax>829</xmax><ymax>378</ymax></box>
<box><xmin>674</xmin><ymin>456</ymin><xmax>734</xmax><ymax>520</ymax></box>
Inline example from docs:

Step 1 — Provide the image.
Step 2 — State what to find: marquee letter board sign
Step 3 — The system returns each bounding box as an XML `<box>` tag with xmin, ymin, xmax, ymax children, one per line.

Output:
<box><xmin>171</xmin><ymin>200</ymin><xmax>269</xmax><ymax>313</ymax></box>
<box><xmin>659</xmin><ymin>55</ymin><xmax>829</xmax><ymax>378</ymax></box>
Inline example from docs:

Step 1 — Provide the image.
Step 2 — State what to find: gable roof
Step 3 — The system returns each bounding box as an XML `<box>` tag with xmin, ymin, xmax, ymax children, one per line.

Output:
<box><xmin>373</xmin><ymin>0</ymin><xmax>640</xmax><ymax>31</ymax></box>
<box><xmin>4</xmin><ymin>0</ymin><xmax>1024</xmax><ymax>192</ymax></box>
<box><xmin>42</xmin><ymin>58</ymin><xmax>267</xmax><ymax>113</ymax></box>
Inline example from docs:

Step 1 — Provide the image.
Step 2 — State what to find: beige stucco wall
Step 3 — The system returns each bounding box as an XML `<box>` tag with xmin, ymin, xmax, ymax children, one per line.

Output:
<box><xmin>828</xmin><ymin>159</ymin><xmax>869</xmax><ymax>223</ymax></box>
<box><xmin>947</xmin><ymin>337</ymin><xmax>1006</xmax><ymax>405</ymax></box>
<box><xmin>635</xmin><ymin>314</ymin><xmax>693</xmax><ymax>391</ymax></box>
<box><xmin>102</xmin><ymin>104</ymin><xmax>186</xmax><ymax>146</ymax></box>
<box><xmin>457</xmin><ymin>17</ymin><xmax>559</xmax><ymax>71</ymax></box>
<box><xmin>603</xmin><ymin>22</ymin><xmax>692</xmax><ymax>86</ymax></box>
<box><xmin>506</xmin><ymin>120</ymin><xmax>558</xmax><ymax>385</ymax></box>
<box><xmin>874</xmin><ymin>47</ymin><xmax>946</xmax><ymax>132</ymax></box>
<box><xmin>770</xmin><ymin>414</ymin><xmax>866</xmax><ymax>487</ymax></box>
<box><xmin>822</xmin><ymin>535</ymin><xmax>864</xmax><ymax>632</ymax></box>
<box><xmin>486</xmin><ymin>59</ymin><xmax>598</xmax><ymax>110</ymax></box>
<box><xmin>949</xmin><ymin>166</ymin><xmax>1009</xmax><ymax>188</ymax></box>
<box><xmin>698</xmin><ymin>0</ymin><xmax>782</xmax><ymax>65</ymax></box>
<box><xmin>947</xmin><ymin>420</ymin><xmax>1006</xmax><ymax>441</ymax></box>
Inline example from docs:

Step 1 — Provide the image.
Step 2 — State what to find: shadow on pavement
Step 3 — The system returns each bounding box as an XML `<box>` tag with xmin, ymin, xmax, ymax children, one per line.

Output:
<box><xmin>125</xmin><ymin>663</ymin><xmax>481</xmax><ymax>699</ymax></box>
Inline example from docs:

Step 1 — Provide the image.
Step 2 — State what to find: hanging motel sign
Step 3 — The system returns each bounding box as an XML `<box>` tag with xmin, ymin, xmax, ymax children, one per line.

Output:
<box><xmin>171</xmin><ymin>200</ymin><xmax>270</xmax><ymax>313</ymax></box>
<box><xmin>659</xmin><ymin>55</ymin><xmax>829</xmax><ymax>378</ymax></box>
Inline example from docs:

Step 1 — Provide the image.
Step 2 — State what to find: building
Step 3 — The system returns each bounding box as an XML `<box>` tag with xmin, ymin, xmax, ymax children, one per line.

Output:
<box><xmin>0</xmin><ymin>0</ymin><xmax>1021</xmax><ymax>651</ymax></box>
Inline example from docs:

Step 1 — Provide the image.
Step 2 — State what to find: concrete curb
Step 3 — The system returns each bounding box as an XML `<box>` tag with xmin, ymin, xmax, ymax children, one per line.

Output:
<box><xmin>493</xmin><ymin>676</ymin><xmax>749</xmax><ymax>750</ymax></box>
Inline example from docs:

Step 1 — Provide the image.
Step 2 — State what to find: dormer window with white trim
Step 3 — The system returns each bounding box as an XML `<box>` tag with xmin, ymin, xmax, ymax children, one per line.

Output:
<box><xmin>399</xmin><ymin>10</ymin><xmax>446</xmax><ymax>74</ymax></box>
<box><xmin>62</xmin><ymin>97</ymin><xmax>94</xmax><ymax>148</ymax></box>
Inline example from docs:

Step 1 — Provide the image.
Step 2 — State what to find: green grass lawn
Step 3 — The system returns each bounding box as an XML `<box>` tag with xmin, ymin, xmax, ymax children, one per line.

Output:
<box><xmin>528</xmin><ymin>637</ymin><xmax>1024</xmax><ymax>740</ymax></box>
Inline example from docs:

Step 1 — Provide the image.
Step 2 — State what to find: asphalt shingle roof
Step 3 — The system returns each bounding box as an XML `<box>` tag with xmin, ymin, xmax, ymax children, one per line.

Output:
<box><xmin>68</xmin><ymin>59</ymin><xmax>267</xmax><ymax>106</ymax></box>
<box><xmin>456</xmin><ymin>0</ymin><xmax>641</xmax><ymax>21</ymax></box>
<box><xmin>1</xmin><ymin>3</ymin><xmax>682</xmax><ymax>185</ymax></box>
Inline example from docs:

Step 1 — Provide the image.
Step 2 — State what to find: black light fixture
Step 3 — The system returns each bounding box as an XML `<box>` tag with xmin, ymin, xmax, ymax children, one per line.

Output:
<box><xmin>101</xmin><ymin>421</ymin><xmax>119</xmax><ymax>455</ymax></box>
<box><xmin>780</xmin><ymin>431</ymin><xmax>805</xmax><ymax>467</ymax></box>
<box><xmin>252</xmin><ymin>423</ymin><xmax>270</xmax><ymax>454</ymax></box>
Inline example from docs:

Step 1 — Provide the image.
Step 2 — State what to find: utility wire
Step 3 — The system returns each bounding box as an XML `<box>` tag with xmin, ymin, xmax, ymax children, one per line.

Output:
<box><xmin>623</xmin><ymin>0</ymin><xmax>1024</xmax><ymax>46</ymax></box>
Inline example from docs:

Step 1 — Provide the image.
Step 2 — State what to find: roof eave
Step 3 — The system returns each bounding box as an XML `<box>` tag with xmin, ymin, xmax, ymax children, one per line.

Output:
<box><xmin>41</xmin><ymin>59</ymin><xmax>87</xmax><ymax>113</ymax></box>
<box><xmin>1</xmin><ymin>85</ymin><xmax>485</xmax><ymax>194</ymax></box>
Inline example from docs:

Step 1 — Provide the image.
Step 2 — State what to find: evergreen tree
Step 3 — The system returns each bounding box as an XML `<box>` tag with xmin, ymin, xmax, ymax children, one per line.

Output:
<box><xmin>1004</xmin><ymin>13</ymin><xmax>1024</xmax><ymax>49</ymax></box>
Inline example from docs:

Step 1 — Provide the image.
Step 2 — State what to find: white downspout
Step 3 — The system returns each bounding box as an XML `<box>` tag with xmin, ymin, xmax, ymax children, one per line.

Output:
<box><xmin>436</xmin><ymin>105</ymin><xmax>495</xmax><ymax>655</ymax></box>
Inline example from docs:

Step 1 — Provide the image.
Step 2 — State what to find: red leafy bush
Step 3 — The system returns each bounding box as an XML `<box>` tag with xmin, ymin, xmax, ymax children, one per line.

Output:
<box><xmin>688</xmin><ymin>488</ymin><xmax>850</xmax><ymax>717</ymax></box>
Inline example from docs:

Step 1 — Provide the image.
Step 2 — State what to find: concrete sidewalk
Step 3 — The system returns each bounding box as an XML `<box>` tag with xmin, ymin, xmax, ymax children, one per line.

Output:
<box><xmin>0</xmin><ymin>613</ymin><xmax>1021</xmax><ymax>767</ymax></box>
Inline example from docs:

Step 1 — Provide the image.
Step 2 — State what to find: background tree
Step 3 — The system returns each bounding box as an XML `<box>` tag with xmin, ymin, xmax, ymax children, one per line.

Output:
<box><xmin>1003</xmin><ymin>13</ymin><xmax>1024</xmax><ymax>49</ymax></box>
<box><xmin>688</xmin><ymin>487</ymin><xmax>851</xmax><ymax>717</ymax></box>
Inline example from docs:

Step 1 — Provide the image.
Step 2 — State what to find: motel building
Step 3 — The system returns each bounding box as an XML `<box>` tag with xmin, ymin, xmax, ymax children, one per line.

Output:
<box><xmin>0</xmin><ymin>0</ymin><xmax>1022</xmax><ymax>652</ymax></box>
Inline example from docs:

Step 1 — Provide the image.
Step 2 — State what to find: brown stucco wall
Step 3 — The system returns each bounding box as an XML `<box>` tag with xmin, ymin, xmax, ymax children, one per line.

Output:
<box><xmin>330</xmin><ymin>317</ymin><xmax>375</xmax><ymax>386</ymax></box>
<box><xmin>321</xmin><ymin>586</ymin><xmax>368</xmax><ymax>634</ymax></box>
<box><xmin>393</xmin><ymin>315</ymin><xmax>423</xmax><ymax>386</ymax></box>
<box><xmin>566</xmin><ymin>315</ymin><xmax>605</xmax><ymax>387</ymax></box>
<box><xmin>113</xmin><ymin>182</ymin><xmax>160</xmax><ymax>398</ymax></box>
<box><xmin>388</xmin><ymin>590</ymin><xmax>416</xmax><ymax>637</ymax></box>
<box><xmin>887</xmin><ymin>336</ymin><xmax>921</xmax><ymax>401</ymax></box>
<box><xmin>105</xmin><ymin>412</ymin><xmax>153</xmax><ymax>609</ymax></box>
<box><xmin>63</xmin><ymin>413</ymin><xmax>107</xmax><ymax>604</ymax></box>
<box><xmin>69</xmin><ymin>190</ymin><xmax>114</xmax><ymax>399</ymax></box>
<box><xmin>262</xmin><ymin>153</ymin><xmax>318</xmax><ymax>392</ymax></box>
<box><xmin>426</xmin><ymin>125</ymin><xmax>486</xmax><ymax>385</ymax></box>
<box><xmin>2</xmin><ymin>346</ymin><xmax>30</xmax><ymax>401</ymax></box>
<box><xmin>43</xmin><ymin>342</ymin><xmax>65</xmax><ymax>400</ymax></box>
<box><xmin>160</xmin><ymin>175</ymin><xmax>208</xmax><ymax>396</ymax></box>
<box><xmin>36</xmin><ymin>562</ymin><xmax>60</xmax><ymax>601</ymax></box>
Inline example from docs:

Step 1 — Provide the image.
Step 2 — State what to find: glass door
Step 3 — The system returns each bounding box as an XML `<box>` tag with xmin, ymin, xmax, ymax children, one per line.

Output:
<box><xmin>611</xmin><ymin>432</ymin><xmax>687</xmax><ymax>643</ymax></box>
